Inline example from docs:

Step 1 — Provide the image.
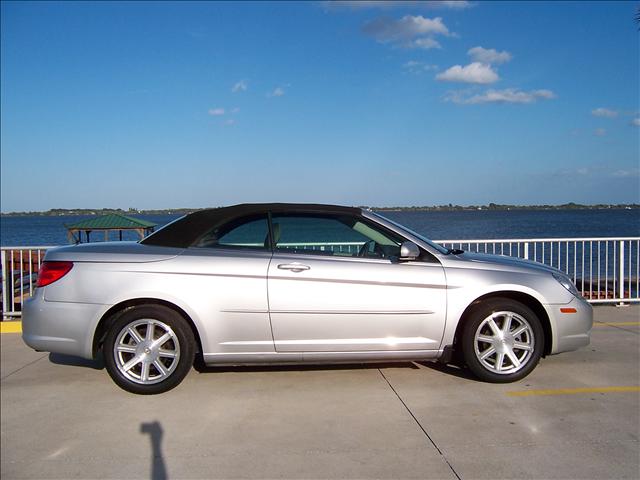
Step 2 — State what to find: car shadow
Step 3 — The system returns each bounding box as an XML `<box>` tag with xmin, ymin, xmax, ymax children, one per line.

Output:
<box><xmin>193</xmin><ymin>358</ymin><xmax>421</xmax><ymax>374</ymax></box>
<box><xmin>44</xmin><ymin>352</ymin><xmax>480</xmax><ymax>383</ymax></box>
<box><xmin>415</xmin><ymin>360</ymin><xmax>479</xmax><ymax>381</ymax></box>
<box><xmin>194</xmin><ymin>358</ymin><xmax>482</xmax><ymax>382</ymax></box>
<box><xmin>48</xmin><ymin>351</ymin><xmax>105</xmax><ymax>370</ymax></box>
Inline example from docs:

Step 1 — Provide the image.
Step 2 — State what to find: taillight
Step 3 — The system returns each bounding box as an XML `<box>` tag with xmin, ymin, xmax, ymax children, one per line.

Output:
<box><xmin>36</xmin><ymin>261</ymin><xmax>74</xmax><ymax>287</ymax></box>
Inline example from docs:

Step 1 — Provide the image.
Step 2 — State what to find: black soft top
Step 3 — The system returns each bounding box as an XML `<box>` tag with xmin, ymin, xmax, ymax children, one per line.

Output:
<box><xmin>141</xmin><ymin>203</ymin><xmax>362</xmax><ymax>248</ymax></box>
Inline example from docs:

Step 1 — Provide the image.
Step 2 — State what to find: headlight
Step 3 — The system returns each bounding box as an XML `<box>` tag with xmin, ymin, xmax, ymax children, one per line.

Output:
<box><xmin>552</xmin><ymin>272</ymin><xmax>580</xmax><ymax>297</ymax></box>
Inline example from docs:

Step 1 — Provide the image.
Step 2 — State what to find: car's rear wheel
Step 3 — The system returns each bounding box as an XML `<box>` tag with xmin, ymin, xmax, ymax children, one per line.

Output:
<box><xmin>461</xmin><ymin>299</ymin><xmax>543</xmax><ymax>383</ymax></box>
<box><xmin>104</xmin><ymin>305</ymin><xmax>195</xmax><ymax>394</ymax></box>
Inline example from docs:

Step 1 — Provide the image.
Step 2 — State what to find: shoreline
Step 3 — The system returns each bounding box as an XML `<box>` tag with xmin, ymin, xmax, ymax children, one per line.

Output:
<box><xmin>2</xmin><ymin>203</ymin><xmax>639</xmax><ymax>217</ymax></box>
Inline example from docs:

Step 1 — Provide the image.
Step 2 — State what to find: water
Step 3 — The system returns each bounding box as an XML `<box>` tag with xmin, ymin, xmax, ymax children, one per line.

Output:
<box><xmin>1</xmin><ymin>209</ymin><xmax>639</xmax><ymax>247</ymax></box>
<box><xmin>0</xmin><ymin>214</ymin><xmax>181</xmax><ymax>247</ymax></box>
<box><xmin>380</xmin><ymin>209</ymin><xmax>640</xmax><ymax>240</ymax></box>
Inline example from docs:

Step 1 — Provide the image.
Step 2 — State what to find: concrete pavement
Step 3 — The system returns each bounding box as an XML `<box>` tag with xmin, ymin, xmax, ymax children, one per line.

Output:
<box><xmin>1</xmin><ymin>305</ymin><xmax>639</xmax><ymax>479</ymax></box>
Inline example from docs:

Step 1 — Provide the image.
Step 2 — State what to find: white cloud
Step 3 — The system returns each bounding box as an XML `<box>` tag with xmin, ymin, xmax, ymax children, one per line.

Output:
<box><xmin>409</xmin><ymin>37</ymin><xmax>441</xmax><ymax>49</ymax></box>
<box><xmin>326</xmin><ymin>1</ymin><xmax>472</xmax><ymax>10</ymax></box>
<box><xmin>554</xmin><ymin>165</ymin><xmax>639</xmax><ymax>179</ymax></box>
<box><xmin>363</xmin><ymin>15</ymin><xmax>449</xmax><ymax>41</ymax></box>
<box><xmin>611</xmin><ymin>168</ymin><xmax>640</xmax><ymax>178</ymax></box>
<box><xmin>468</xmin><ymin>46</ymin><xmax>512</xmax><ymax>64</ymax></box>
<box><xmin>531</xmin><ymin>89</ymin><xmax>555</xmax><ymax>99</ymax></box>
<box><xmin>591</xmin><ymin>107</ymin><xmax>618</xmax><ymax>118</ymax></box>
<box><xmin>632</xmin><ymin>118</ymin><xmax>640</xmax><ymax>127</ymax></box>
<box><xmin>438</xmin><ymin>1</ymin><xmax>473</xmax><ymax>9</ymax></box>
<box><xmin>594</xmin><ymin>128</ymin><xmax>606</xmax><ymax>137</ymax></box>
<box><xmin>403</xmin><ymin>60</ymin><xmax>438</xmax><ymax>73</ymax></box>
<box><xmin>446</xmin><ymin>88</ymin><xmax>556</xmax><ymax>104</ymax></box>
<box><xmin>268</xmin><ymin>87</ymin><xmax>285</xmax><ymax>97</ymax></box>
<box><xmin>436</xmin><ymin>62</ymin><xmax>499</xmax><ymax>84</ymax></box>
<box><xmin>404</xmin><ymin>60</ymin><xmax>421</xmax><ymax>68</ymax></box>
<box><xmin>208</xmin><ymin>107</ymin><xmax>240</xmax><ymax>124</ymax></box>
<box><xmin>231</xmin><ymin>80</ymin><xmax>248</xmax><ymax>93</ymax></box>
<box><xmin>611</xmin><ymin>168</ymin><xmax>639</xmax><ymax>178</ymax></box>
<box><xmin>362</xmin><ymin>15</ymin><xmax>451</xmax><ymax>49</ymax></box>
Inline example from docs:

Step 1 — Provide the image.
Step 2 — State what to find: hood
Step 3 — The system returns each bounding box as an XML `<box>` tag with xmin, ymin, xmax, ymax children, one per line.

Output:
<box><xmin>43</xmin><ymin>242</ymin><xmax>183</xmax><ymax>263</ymax></box>
<box><xmin>444</xmin><ymin>251</ymin><xmax>561</xmax><ymax>275</ymax></box>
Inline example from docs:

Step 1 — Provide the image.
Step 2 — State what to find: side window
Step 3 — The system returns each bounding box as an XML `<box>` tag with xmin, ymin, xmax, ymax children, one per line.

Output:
<box><xmin>192</xmin><ymin>215</ymin><xmax>270</xmax><ymax>250</ymax></box>
<box><xmin>271</xmin><ymin>214</ymin><xmax>402</xmax><ymax>258</ymax></box>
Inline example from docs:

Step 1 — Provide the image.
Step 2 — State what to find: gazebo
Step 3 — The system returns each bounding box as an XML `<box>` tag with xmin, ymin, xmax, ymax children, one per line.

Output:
<box><xmin>65</xmin><ymin>213</ymin><xmax>157</xmax><ymax>244</ymax></box>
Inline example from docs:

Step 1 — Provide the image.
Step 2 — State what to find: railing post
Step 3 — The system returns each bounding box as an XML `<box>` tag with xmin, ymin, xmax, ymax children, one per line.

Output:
<box><xmin>524</xmin><ymin>243</ymin><xmax>529</xmax><ymax>260</ymax></box>
<box><xmin>618</xmin><ymin>240</ymin><xmax>626</xmax><ymax>306</ymax></box>
<box><xmin>1</xmin><ymin>250</ymin><xmax>7</xmax><ymax>320</ymax></box>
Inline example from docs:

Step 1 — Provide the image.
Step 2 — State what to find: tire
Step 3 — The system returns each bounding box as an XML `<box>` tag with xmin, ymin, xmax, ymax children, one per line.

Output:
<box><xmin>461</xmin><ymin>298</ymin><xmax>544</xmax><ymax>383</ymax></box>
<box><xmin>104</xmin><ymin>305</ymin><xmax>195</xmax><ymax>394</ymax></box>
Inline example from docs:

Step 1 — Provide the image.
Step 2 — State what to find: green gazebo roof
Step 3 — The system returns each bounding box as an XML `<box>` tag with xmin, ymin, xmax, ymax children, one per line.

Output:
<box><xmin>65</xmin><ymin>213</ymin><xmax>156</xmax><ymax>230</ymax></box>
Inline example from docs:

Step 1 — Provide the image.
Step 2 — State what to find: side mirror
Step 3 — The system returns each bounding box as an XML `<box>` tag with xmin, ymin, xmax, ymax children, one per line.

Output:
<box><xmin>399</xmin><ymin>241</ymin><xmax>420</xmax><ymax>261</ymax></box>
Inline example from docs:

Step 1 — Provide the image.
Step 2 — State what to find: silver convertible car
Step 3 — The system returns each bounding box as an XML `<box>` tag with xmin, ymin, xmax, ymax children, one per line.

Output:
<box><xmin>23</xmin><ymin>203</ymin><xmax>592</xmax><ymax>394</ymax></box>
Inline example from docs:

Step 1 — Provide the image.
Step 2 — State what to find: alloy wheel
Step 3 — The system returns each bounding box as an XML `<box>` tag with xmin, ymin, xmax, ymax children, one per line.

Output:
<box><xmin>473</xmin><ymin>310</ymin><xmax>535</xmax><ymax>374</ymax></box>
<box><xmin>113</xmin><ymin>319</ymin><xmax>181</xmax><ymax>385</ymax></box>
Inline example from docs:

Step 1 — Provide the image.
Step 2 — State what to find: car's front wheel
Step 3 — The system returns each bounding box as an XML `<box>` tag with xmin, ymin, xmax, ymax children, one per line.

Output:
<box><xmin>104</xmin><ymin>305</ymin><xmax>195</xmax><ymax>394</ymax></box>
<box><xmin>461</xmin><ymin>299</ymin><xmax>543</xmax><ymax>383</ymax></box>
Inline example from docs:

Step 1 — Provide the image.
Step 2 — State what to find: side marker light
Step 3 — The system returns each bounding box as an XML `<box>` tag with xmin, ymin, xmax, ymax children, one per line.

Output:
<box><xmin>560</xmin><ymin>308</ymin><xmax>577</xmax><ymax>314</ymax></box>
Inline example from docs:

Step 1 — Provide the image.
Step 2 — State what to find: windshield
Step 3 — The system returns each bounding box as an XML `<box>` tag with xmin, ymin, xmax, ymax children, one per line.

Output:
<box><xmin>368</xmin><ymin>211</ymin><xmax>450</xmax><ymax>255</ymax></box>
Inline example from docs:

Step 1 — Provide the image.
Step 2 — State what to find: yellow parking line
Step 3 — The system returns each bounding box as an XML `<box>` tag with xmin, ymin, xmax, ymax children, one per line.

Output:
<box><xmin>0</xmin><ymin>321</ymin><xmax>22</xmax><ymax>334</ymax></box>
<box><xmin>593</xmin><ymin>322</ymin><xmax>640</xmax><ymax>327</ymax></box>
<box><xmin>507</xmin><ymin>386</ymin><xmax>640</xmax><ymax>397</ymax></box>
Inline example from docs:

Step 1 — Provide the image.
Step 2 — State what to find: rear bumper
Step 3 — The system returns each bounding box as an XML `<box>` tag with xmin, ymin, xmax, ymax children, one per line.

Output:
<box><xmin>22</xmin><ymin>289</ymin><xmax>106</xmax><ymax>360</ymax></box>
<box><xmin>548</xmin><ymin>296</ymin><xmax>593</xmax><ymax>354</ymax></box>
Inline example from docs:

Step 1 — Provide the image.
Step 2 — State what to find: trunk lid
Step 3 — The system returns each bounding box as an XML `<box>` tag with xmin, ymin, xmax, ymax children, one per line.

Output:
<box><xmin>43</xmin><ymin>241</ymin><xmax>183</xmax><ymax>263</ymax></box>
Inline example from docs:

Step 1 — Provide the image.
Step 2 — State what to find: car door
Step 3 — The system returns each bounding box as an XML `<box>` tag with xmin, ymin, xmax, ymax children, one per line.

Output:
<box><xmin>267</xmin><ymin>213</ymin><xmax>447</xmax><ymax>352</ymax></box>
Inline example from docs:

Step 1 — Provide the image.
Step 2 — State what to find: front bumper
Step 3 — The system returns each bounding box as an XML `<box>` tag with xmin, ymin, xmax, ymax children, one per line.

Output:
<box><xmin>22</xmin><ymin>289</ymin><xmax>106</xmax><ymax>360</ymax></box>
<box><xmin>548</xmin><ymin>295</ymin><xmax>593</xmax><ymax>354</ymax></box>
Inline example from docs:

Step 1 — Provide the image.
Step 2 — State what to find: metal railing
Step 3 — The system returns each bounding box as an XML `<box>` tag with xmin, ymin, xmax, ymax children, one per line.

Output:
<box><xmin>2</xmin><ymin>247</ymin><xmax>51</xmax><ymax>319</ymax></box>
<box><xmin>277</xmin><ymin>241</ymin><xmax>363</xmax><ymax>254</ymax></box>
<box><xmin>2</xmin><ymin>237</ymin><xmax>638</xmax><ymax>318</ymax></box>
<box><xmin>437</xmin><ymin>238</ymin><xmax>639</xmax><ymax>304</ymax></box>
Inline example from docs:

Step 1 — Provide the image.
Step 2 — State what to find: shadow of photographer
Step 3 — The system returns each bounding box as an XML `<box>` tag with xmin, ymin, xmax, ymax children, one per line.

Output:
<box><xmin>140</xmin><ymin>421</ymin><xmax>167</xmax><ymax>480</ymax></box>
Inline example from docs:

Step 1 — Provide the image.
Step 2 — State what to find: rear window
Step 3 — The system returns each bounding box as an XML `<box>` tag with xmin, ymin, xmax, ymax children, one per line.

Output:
<box><xmin>192</xmin><ymin>215</ymin><xmax>269</xmax><ymax>250</ymax></box>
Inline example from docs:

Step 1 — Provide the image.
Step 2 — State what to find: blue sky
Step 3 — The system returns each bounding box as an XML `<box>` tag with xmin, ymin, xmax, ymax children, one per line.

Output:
<box><xmin>1</xmin><ymin>1</ymin><xmax>638</xmax><ymax>212</ymax></box>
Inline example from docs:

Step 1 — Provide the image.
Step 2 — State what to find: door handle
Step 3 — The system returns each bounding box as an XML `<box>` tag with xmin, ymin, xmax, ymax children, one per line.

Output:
<box><xmin>277</xmin><ymin>263</ymin><xmax>310</xmax><ymax>273</ymax></box>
